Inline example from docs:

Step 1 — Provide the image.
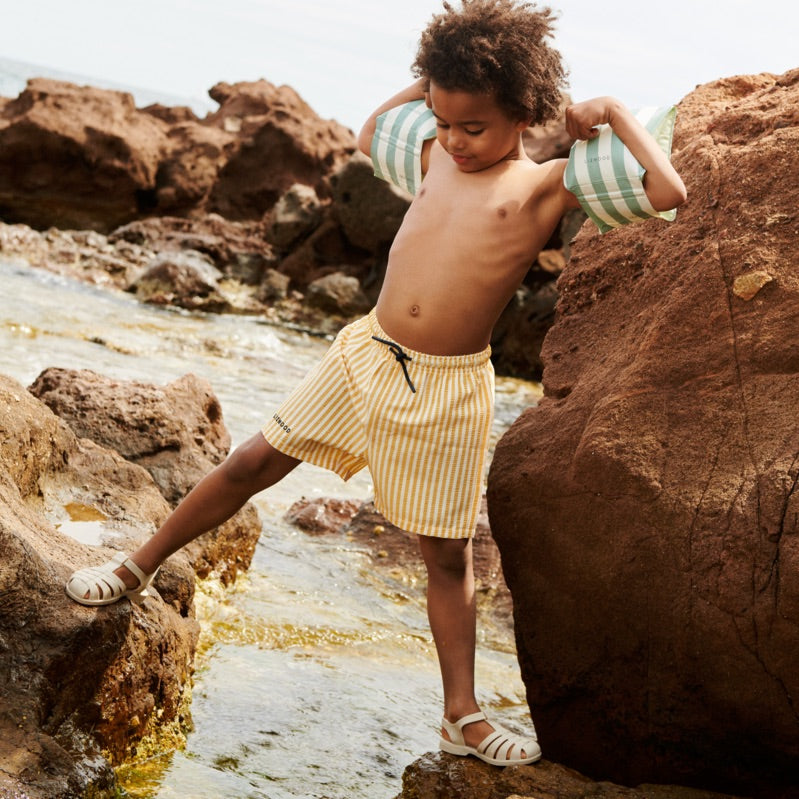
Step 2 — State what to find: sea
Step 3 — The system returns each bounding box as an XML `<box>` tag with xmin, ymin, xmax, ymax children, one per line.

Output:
<box><xmin>0</xmin><ymin>55</ymin><xmax>214</xmax><ymax>116</ymax></box>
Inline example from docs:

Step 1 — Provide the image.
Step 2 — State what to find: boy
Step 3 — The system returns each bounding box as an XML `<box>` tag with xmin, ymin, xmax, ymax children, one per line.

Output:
<box><xmin>66</xmin><ymin>0</ymin><xmax>686</xmax><ymax>767</ymax></box>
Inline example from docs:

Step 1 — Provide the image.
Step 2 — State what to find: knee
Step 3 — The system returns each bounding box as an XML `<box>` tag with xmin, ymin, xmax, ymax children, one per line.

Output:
<box><xmin>419</xmin><ymin>536</ymin><xmax>472</xmax><ymax>578</ymax></box>
<box><xmin>222</xmin><ymin>433</ymin><xmax>298</xmax><ymax>489</ymax></box>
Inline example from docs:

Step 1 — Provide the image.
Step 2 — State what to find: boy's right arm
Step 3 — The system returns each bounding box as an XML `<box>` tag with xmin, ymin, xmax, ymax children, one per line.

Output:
<box><xmin>357</xmin><ymin>78</ymin><xmax>429</xmax><ymax>158</ymax></box>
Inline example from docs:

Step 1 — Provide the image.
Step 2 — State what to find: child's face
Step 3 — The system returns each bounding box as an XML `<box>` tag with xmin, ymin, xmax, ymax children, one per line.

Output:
<box><xmin>428</xmin><ymin>81</ymin><xmax>529</xmax><ymax>173</ymax></box>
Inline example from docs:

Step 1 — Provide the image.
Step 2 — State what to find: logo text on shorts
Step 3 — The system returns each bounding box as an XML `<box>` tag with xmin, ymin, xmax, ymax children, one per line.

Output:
<box><xmin>273</xmin><ymin>413</ymin><xmax>291</xmax><ymax>433</ymax></box>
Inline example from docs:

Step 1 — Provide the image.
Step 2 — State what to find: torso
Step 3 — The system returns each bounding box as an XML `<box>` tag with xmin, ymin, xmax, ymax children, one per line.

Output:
<box><xmin>375</xmin><ymin>140</ymin><xmax>573</xmax><ymax>355</ymax></box>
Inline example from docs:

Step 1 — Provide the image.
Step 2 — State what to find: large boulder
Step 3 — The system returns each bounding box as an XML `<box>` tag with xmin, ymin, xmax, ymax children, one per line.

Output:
<box><xmin>487</xmin><ymin>68</ymin><xmax>799</xmax><ymax>797</ymax></box>
<box><xmin>0</xmin><ymin>78</ymin><xmax>356</xmax><ymax>232</ymax></box>
<box><xmin>28</xmin><ymin>368</ymin><xmax>262</xmax><ymax>586</ymax></box>
<box><xmin>205</xmin><ymin>80</ymin><xmax>356</xmax><ymax>219</ymax></box>
<box><xmin>0</xmin><ymin>79</ymin><xmax>168</xmax><ymax>231</ymax></box>
<box><xmin>0</xmin><ymin>374</ymin><xmax>199</xmax><ymax>798</ymax></box>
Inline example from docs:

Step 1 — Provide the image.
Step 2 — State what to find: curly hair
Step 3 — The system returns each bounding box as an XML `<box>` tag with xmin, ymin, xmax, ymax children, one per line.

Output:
<box><xmin>412</xmin><ymin>0</ymin><xmax>568</xmax><ymax>125</ymax></box>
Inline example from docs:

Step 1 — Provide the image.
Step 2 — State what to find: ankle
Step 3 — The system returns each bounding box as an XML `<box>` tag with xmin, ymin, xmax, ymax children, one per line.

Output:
<box><xmin>444</xmin><ymin>702</ymin><xmax>481</xmax><ymax>723</ymax></box>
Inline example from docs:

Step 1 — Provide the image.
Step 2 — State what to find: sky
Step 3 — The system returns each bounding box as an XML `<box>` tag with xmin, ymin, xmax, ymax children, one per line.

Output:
<box><xmin>1</xmin><ymin>0</ymin><xmax>797</xmax><ymax>131</ymax></box>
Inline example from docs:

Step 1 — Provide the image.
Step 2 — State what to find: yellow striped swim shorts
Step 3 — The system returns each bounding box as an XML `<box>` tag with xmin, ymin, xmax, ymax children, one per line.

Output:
<box><xmin>263</xmin><ymin>310</ymin><xmax>494</xmax><ymax>539</ymax></box>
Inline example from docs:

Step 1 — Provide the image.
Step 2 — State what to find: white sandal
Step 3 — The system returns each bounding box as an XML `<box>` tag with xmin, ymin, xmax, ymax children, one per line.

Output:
<box><xmin>65</xmin><ymin>552</ymin><xmax>159</xmax><ymax>606</ymax></box>
<box><xmin>440</xmin><ymin>710</ymin><xmax>541</xmax><ymax>766</ymax></box>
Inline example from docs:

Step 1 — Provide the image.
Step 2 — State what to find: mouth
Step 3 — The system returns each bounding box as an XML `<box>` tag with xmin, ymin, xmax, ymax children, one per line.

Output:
<box><xmin>450</xmin><ymin>153</ymin><xmax>471</xmax><ymax>166</ymax></box>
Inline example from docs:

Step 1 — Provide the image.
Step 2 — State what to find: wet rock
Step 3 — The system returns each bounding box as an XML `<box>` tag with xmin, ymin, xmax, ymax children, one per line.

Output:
<box><xmin>284</xmin><ymin>496</ymin><xmax>362</xmax><ymax>535</ymax></box>
<box><xmin>109</xmin><ymin>214</ymin><xmax>277</xmax><ymax>285</ymax></box>
<box><xmin>0</xmin><ymin>373</ymin><xmax>199</xmax><ymax>798</ymax></box>
<box><xmin>28</xmin><ymin>368</ymin><xmax>261</xmax><ymax>585</ymax></box>
<box><xmin>396</xmin><ymin>752</ymin><xmax>746</xmax><ymax>799</ymax></box>
<box><xmin>257</xmin><ymin>267</ymin><xmax>291</xmax><ymax>302</ymax></box>
<box><xmin>487</xmin><ymin>69</ymin><xmax>799</xmax><ymax>796</ymax></box>
<box><xmin>128</xmin><ymin>249</ymin><xmax>230</xmax><ymax>312</ymax></box>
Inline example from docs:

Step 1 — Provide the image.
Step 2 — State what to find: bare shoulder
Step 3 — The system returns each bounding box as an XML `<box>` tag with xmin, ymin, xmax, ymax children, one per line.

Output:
<box><xmin>506</xmin><ymin>157</ymin><xmax>581</xmax><ymax>213</ymax></box>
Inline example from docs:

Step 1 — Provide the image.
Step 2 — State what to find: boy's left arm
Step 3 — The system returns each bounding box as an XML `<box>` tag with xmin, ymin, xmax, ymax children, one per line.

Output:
<box><xmin>566</xmin><ymin>96</ymin><xmax>687</xmax><ymax>211</ymax></box>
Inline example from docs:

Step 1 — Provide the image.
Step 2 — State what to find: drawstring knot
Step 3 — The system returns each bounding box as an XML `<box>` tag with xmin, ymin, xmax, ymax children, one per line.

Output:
<box><xmin>371</xmin><ymin>335</ymin><xmax>416</xmax><ymax>393</ymax></box>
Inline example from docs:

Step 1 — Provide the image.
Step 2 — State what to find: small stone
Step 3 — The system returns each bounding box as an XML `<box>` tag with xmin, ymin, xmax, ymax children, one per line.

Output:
<box><xmin>732</xmin><ymin>270</ymin><xmax>773</xmax><ymax>301</ymax></box>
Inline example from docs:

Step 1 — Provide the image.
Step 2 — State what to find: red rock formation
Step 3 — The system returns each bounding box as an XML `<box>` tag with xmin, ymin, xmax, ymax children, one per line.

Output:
<box><xmin>0</xmin><ymin>77</ymin><xmax>355</xmax><ymax>232</ymax></box>
<box><xmin>204</xmin><ymin>80</ymin><xmax>355</xmax><ymax>219</ymax></box>
<box><xmin>0</xmin><ymin>79</ymin><xmax>168</xmax><ymax>230</ymax></box>
<box><xmin>487</xmin><ymin>68</ymin><xmax>799</xmax><ymax>797</ymax></box>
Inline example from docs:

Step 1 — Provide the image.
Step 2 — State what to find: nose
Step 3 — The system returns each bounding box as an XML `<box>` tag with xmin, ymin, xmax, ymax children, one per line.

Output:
<box><xmin>446</xmin><ymin>129</ymin><xmax>465</xmax><ymax>152</ymax></box>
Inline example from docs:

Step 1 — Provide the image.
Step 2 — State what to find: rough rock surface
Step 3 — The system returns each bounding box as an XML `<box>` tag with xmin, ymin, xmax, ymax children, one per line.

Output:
<box><xmin>0</xmin><ymin>77</ymin><xmax>355</xmax><ymax>233</ymax></box>
<box><xmin>0</xmin><ymin>374</ymin><xmax>199</xmax><ymax>799</ymax></box>
<box><xmin>397</xmin><ymin>753</ymin><xmax>745</xmax><ymax>799</ymax></box>
<box><xmin>487</xmin><ymin>69</ymin><xmax>799</xmax><ymax>798</ymax></box>
<box><xmin>203</xmin><ymin>80</ymin><xmax>355</xmax><ymax>219</ymax></box>
<box><xmin>0</xmin><ymin>80</ymin><xmax>169</xmax><ymax>231</ymax></box>
<box><xmin>28</xmin><ymin>368</ymin><xmax>262</xmax><ymax>585</ymax></box>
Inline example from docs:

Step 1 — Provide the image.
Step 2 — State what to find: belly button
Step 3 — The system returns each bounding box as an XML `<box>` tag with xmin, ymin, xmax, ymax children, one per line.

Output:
<box><xmin>410</xmin><ymin>304</ymin><xmax>420</xmax><ymax>316</ymax></box>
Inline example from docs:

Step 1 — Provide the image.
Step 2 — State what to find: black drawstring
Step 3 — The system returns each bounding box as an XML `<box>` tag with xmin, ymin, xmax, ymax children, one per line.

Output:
<box><xmin>371</xmin><ymin>335</ymin><xmax>416</xmax><ymax>393</ymax></box>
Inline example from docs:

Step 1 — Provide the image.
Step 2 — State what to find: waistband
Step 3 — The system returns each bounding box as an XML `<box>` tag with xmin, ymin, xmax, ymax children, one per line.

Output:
<box><xmin>364</xmin><ymin>309</ymin><xmax>491</xmax><ymax>369</ymax></box>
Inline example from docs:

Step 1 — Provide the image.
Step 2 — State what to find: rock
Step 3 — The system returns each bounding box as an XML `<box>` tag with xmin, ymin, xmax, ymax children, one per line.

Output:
<box><xmin>396</xmin><ymin>752</ymin><xmax>746</xmax><ymax>799</ymax></box>
<box><xmin>486</xmin><ymin>69</ymin><xmax>799</xmax><ymax>797</ymax></box>
<box><xmin>0</xmin><ymin>222</ymin><xmax>154</xmax><ymax>289</ymax></box>
<box><xmin>276</xmin><ymin>216</ymin><xmax>365</xmax><ymax>289</ymax></box>
<box><xmin>0</xmin><ymin>373</ymin><xmax>199</xmax><ymax>798</ymax></box>
<box><xmin>257</xmin><ymin>267</ymin><xmax>291</xmax><ymax>302</ymax></box>
<box><xmin>28</xmin><ymin>368</ymin><xmax>261</xmax><ymax>585</ymax></box>
<box><xmin>269</xmin><ymin>183</ymin><xmax>323</xmax><ymax>250</ymax></box>
<box><xmin>306</xmin><ymin>271</ymin><xmax>372</xmax><ymax>316</ymax></box>
<box><xmin>0</xmin><ymin>78</ymin><xmax>355</xmax><ymax>231</ymax></box>
<box><xmin>0</xmin><ymin>79</ymin><xmax>168</xmax><ymax>231</ymax></box>
<box><xmin>128</xmin><ymin>249</ymin><xmax>230</xmax><ymax>312</ymax></box>
<box><xmin>331</xmin><ymin>150</ymin><xmax>412</xmax><ymax>252</ymax></box>
<box><xmin>284</xmin><ymin>496</ymin><xmax>362</xmax><ymax>535</ymax></box>
<box><xmin>109</xmin><ymin>214</ymin><xmax>277</xmax><ymax>285</ymax></box>
<box><xmin>152</xmin><ymin>119</ymin><xmax>232</xmax><ymax>216</ymax></box>
<box><xmin>204</xmin><ymin>80</ymin><xmax>356</xmax><ymax>219</ymax></box>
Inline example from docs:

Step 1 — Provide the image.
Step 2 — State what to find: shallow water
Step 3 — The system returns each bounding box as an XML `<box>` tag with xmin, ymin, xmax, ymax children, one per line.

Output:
<box><xmin>0</xmin><ymin>257</ymin><xmax>541</xmax><ymax>799</ymax></box>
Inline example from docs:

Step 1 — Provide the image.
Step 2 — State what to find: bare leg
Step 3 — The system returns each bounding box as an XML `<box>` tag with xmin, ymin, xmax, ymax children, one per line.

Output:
<box><xmin>418</xmin><ymin>534</ymin><xmax>529</xmax><ymax>758</ymax></box>
<box><xmin>112</xmin><ymin>433</ymin><xmax>300</xmax><ymax>590</ymax></box>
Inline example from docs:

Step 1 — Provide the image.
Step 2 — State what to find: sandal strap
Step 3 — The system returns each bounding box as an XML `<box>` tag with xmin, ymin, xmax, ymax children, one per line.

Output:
<box><xmin>441</xmin><ymin>711</ymin><xmax>487</xmax><ymax>744</ymax></box>
<box><xmin>121</xmin><ymin>557</ymin><xmax>151</xmax><ymax>587</ymax></box>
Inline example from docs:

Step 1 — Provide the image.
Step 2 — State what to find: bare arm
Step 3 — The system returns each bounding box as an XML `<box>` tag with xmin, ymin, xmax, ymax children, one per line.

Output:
<box><xmin>357</xmin><ymin>78</ymin><xmax>429</xmax><ymax>157</ymax></box>
<box><xmin>565</xmin><ymin>96</ymin><xmax>687</xmax><ymax>211</ymax></box>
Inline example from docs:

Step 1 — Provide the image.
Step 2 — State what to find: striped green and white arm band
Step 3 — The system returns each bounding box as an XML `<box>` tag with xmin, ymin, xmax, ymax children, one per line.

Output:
<box><xmin>370</xmin><ymin>100</ymin><xmax>438</xmax><ymax>196</ymax></box>
<box><xmin>563</xmin><ymin>106</ymin><xmax>678</xmax><ymax>234</ymax></box>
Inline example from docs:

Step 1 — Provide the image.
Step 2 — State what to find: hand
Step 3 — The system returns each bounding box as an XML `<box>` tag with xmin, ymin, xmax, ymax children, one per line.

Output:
<box><xmin>565</xmin><ymin>96</ymin><xmax>621</xmax><ymax>141</ymax></box>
